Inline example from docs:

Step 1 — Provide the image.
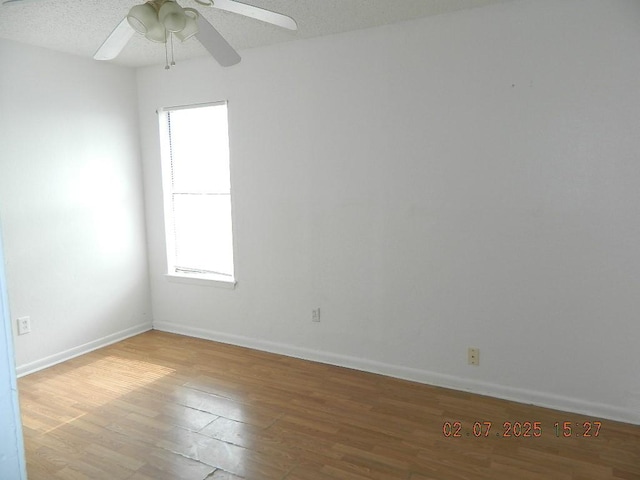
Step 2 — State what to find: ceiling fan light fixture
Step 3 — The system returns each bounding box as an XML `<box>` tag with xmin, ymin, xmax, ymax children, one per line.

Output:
<box><xmin>126</xmin><ymin>2</ymin><xmax>159</xmax><ymax>34</ymax></box>
<box><xmin>96</xmin><ymin>0</ymin><xmax>299</xmax><ymax>67</ymax></box>
<box><xmin>175</xmin><ymin>8</ymin><xmax>199</xmax><ymax>41</ymax></box>
<box><xmin>159</xmin><ymin>0</ymin><xmax>187</xmax><ymax>33</ymax></box>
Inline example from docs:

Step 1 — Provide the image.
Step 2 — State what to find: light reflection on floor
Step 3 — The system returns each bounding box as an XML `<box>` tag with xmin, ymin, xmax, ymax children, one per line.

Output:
<box><xmin>24</xmin><ymin>355</ymin><xmax>176</xmax><ymax>434</ymax></box>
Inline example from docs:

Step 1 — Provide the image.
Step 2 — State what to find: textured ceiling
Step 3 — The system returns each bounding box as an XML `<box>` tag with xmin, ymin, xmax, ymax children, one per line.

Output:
<box><xmin>0</xmin><ymin>0</ymin><xmax>514</xmax><ymax>68</ymax></box>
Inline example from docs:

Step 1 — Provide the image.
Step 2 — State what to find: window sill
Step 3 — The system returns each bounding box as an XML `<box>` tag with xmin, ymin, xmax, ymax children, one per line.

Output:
<box><xmin>164</xmin><ymin>273</ymin><xmax>236</xmax><ymax>289</ymax></box>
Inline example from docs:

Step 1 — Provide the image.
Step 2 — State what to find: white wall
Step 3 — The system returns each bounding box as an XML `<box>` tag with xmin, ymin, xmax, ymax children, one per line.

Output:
<box><xmin>0</xmin><ymin>228</ymin><xmax>26</xmax><ymax>479</ymax></box>
<box><xmin>137</xmin><ymin>0</ymin><xmax>640</xmax><ymax>424</ymax></box>
<box><xmin>0</xmin><ymin>40</ymin><xmax>152</xmax><ymax>373</ymax></box>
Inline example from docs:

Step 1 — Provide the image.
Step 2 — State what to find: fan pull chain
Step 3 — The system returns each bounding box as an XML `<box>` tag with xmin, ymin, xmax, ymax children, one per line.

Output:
<box><xmin>164</xmin><ymin>31</ymin><xmax>170</xmax><ymax>70</ymax></box>
<box><xmin>170</xmin><ymin>33</ymin><xmax>176</xmax><ymax>67</ymax></box>
<box><xmin>164</xmin><ymin>33</ymin><xmax>176</xmax><ymax>70</ymax></box>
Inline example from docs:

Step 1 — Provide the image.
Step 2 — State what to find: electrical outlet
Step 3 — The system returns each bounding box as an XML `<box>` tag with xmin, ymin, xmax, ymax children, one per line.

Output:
<box><xmin>17</xmin><ymin>316</ymin><xmax>31</xmax><ymax>335</ymax></box>
<box><xmin>312</xmin><ymin>308</ymin><xmax>321</xmax><ymax>322</ymax></box>
<box><xmin>468</xmin><ymin>347</ymin><xmax>479</xmax><ymax>366</ymax></box>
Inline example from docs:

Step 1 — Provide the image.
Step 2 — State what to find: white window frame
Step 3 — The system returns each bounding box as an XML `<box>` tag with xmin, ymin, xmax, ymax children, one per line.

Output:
<box><xmin>158</xmin><ymin>101</ymin><xmax>236</xmax><ymax>289</ymax></box>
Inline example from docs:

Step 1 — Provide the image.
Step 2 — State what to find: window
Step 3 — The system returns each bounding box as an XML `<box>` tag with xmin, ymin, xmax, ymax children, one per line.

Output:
<box><xmin>158</xmin><ymin>102</ymin><xmax>235</xmax><ymax>286</ymax></box>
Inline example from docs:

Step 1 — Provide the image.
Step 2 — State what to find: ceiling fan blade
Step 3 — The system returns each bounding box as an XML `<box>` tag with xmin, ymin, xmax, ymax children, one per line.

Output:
<box><xmin>1</xmin><ymin>0</ymin><xmax>42</xmax><ymax>5</ymax></box>
<box><xmin>211</xmin><ymin>0</ymin><xmax>297</xmax><ymax>31</ymax></box>
<box><xmin>196</xmin><ymin>15</ymin><xmax>241</xmax><ymax>67</ymax></box>
<box><xmin>94</xmin><ymin>18</ymin><xmax>135</xmax><ymax>61</ymax></box>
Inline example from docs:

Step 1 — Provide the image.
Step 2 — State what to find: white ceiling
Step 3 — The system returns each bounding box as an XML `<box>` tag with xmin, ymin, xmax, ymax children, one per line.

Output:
<box><xmin>0</xmin><ymin>0</ymin><xmax>514</xmax><ymax>68</ymax></box>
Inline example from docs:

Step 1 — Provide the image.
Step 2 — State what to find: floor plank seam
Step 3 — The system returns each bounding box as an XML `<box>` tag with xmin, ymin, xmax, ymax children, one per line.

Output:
<box><xmin>280</xmin><ymin>462</ymin><xmax>298</xmax><ymax>480</ymax></box>
<box><xmin>202</xmin><ymin>468</ymin><xmax>218</xmax><ymax>479</ymax></box>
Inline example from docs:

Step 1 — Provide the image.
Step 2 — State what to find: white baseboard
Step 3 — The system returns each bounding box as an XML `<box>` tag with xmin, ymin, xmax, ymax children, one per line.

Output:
<box><xmin>16</xmin><ymin>322</ymin><xmax>153</xmax><ymax>377</ymax></box>
<box><xmin>153</xmin><ymin>320</ymin><xmax>639</xmax><ymax>425</ymax></box>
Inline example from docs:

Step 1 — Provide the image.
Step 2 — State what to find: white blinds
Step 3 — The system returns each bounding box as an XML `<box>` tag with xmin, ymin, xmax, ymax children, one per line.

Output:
<box><xmin>163</xmin><ymin>103</ymin><xmax>234</xmax><ymax>278</ymax></box>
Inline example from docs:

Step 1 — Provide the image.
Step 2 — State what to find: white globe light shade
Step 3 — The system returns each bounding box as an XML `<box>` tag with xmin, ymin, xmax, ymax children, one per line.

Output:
<box><xmin>127</xmin><ymin>3</ymin><xmax>160</xmax><ymax>34</ymax></box>
<box><xmin>159</xmin><ymin>1</ymin><xmax>187</xmax><ymax>33</ymax></box>
<box><xmin>175</xmin><ymin>8</ymin><xmax>199</xmax><ymax>41</ymax></box>
<box><xmin>145</xmin><ymin>20</ymin><xmax>167</xmax><ymax>43</ymax></box>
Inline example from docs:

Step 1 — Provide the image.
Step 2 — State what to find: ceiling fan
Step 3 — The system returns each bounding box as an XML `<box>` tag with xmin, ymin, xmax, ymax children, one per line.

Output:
<box><xmin>2</xmin><ymin>0</ymin><xmax>297</xmax><ymax>67</ymax></box>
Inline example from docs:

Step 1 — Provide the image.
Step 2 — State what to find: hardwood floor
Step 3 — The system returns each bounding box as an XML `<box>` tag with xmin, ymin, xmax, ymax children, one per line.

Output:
<box><xmin>18</xmin><ymin>331</ymin><xmax>640</xmax><ymax>480</ymax></box>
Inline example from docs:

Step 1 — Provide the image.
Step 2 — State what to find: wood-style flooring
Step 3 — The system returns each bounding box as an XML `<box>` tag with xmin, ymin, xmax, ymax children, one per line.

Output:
<box><xmin>18</xmin><ymin>331</ymin><xmax>640</xmax><ymax>479</ymax></box>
